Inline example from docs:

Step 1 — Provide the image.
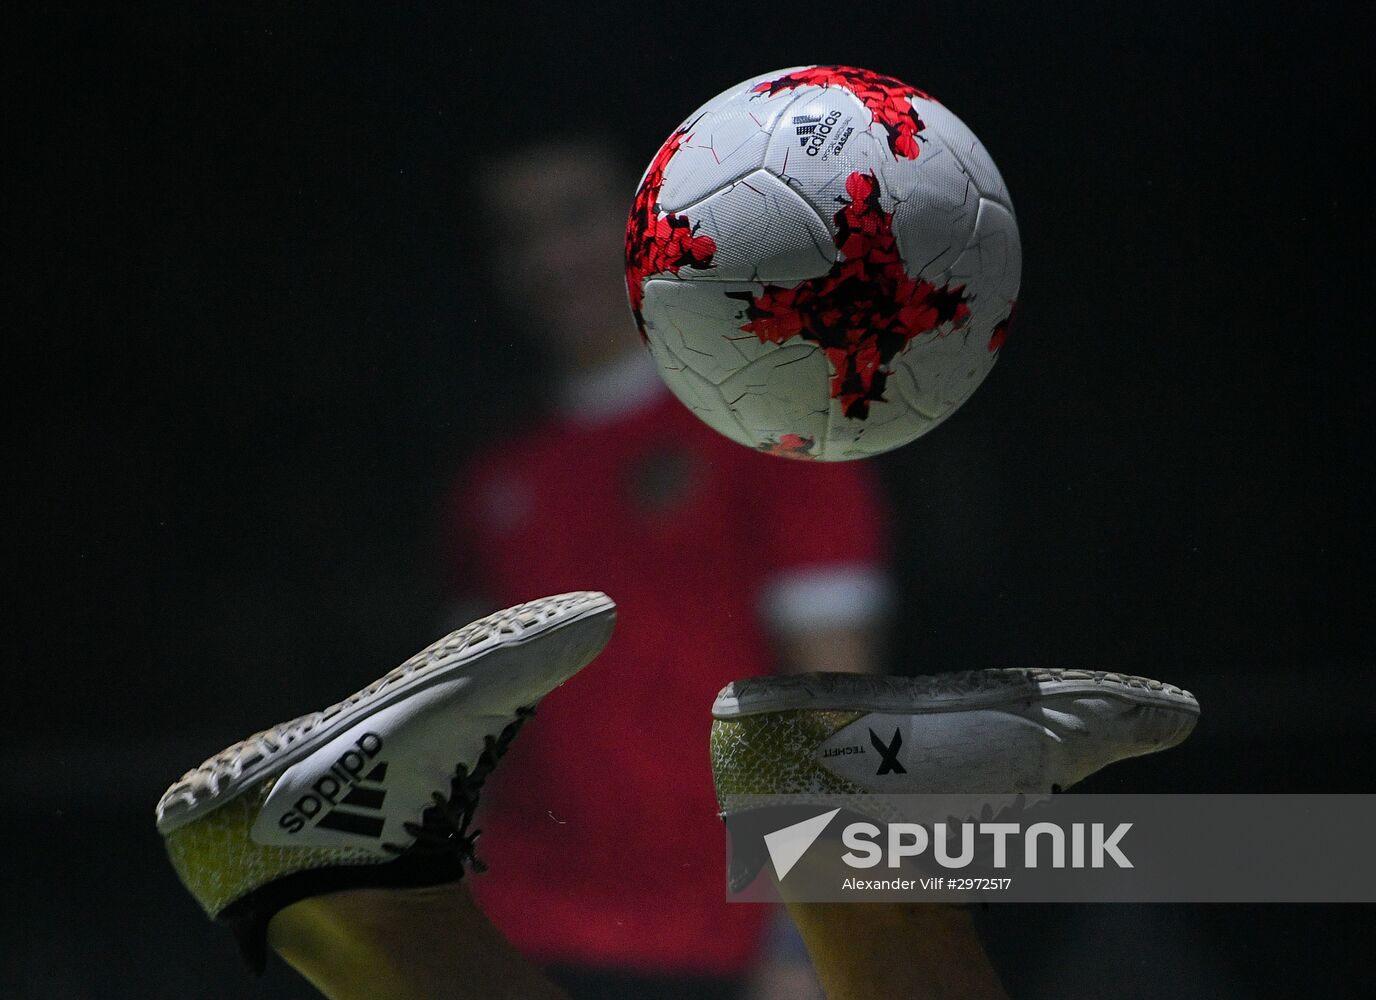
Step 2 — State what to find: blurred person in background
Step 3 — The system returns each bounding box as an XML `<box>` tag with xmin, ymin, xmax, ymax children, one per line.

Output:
<box><xmin>440</xmin><ymin>138</ymin><xmax>893</xmax><ymax>1000</ymax></box>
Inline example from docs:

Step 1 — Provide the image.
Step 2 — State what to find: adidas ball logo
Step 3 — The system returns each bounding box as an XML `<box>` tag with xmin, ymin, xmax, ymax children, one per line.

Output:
<box><xmin>793</xmin><ymin>113</ymin><xmax>822</xmax><ymax>139</ymax></box>
<box><xmin>793</xmin><ymin>110</ymin><xmax>842</xmax><ymax>156</ymax></box>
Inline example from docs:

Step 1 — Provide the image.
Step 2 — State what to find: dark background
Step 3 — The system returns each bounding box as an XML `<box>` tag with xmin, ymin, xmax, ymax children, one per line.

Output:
<box><xmin>7</xmin><ymin>2</ymin><xmax>1373</xmax><ymax>996</ymax></box>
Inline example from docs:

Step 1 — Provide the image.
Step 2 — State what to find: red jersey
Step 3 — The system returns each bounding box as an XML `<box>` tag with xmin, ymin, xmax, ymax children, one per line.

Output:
<box><xmin>442</xmin><ymin>356</ymin><xmax>888</xmax><ymax>976</ymax></box>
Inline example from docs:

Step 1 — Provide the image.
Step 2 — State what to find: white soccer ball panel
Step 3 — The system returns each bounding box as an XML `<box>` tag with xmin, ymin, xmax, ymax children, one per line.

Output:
<box><xmin>917</xmin><ymin>99</ymin><xmax>1013</xmax><ymax>208</ymax></box>
<box><xmin>641</xmin><ymin>277</ymin><xmax>786</xmax><ymax>385</ymax></box>
<box><xmin>885</xmin><ymin>135</ymin><xmax>983</xmax><ymax>283</ymax></box>
<box><xmin>646</xmin><ymin>335</ymin><xmax>755</xmax><ymax>447</ymax></box>
<box><xmin>678</xmin><ymin>168</ymin><xmax>833</xmax><ymax>282</ymax></box>
<box><xmin>945</xmin><ymin>197</ymin><xmax>1021</xmax><ymax>313</ymax></box>
<box><xmin>656</xmin><ymin>69</ymin><xmax>810</xmax><ymax>214</ymax></box>
<box><xmin>718</xmin><ymin>343</ymin><xmax>831</xmax><ymax>451</ymax></box>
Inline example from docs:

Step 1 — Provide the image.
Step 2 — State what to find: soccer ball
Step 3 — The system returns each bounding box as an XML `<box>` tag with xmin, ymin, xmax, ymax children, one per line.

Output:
<box><xmin>625</xmin><ymin>65</ymin><xmax>1020</xmax><ymax>461</ymax></box>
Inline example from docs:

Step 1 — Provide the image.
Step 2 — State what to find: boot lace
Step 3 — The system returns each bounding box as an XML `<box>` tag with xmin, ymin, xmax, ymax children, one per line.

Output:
<box><xmin>379</xmin><ymin>705</ymin><xmax>535</xmax><ymax>871</ymax></box>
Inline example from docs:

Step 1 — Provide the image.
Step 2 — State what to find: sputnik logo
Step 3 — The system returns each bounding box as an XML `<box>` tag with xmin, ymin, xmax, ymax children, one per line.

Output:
<box><xmin>764</xmin><ymin>808</ymin><xmax>842</xmax><ymax>879</ymax></box>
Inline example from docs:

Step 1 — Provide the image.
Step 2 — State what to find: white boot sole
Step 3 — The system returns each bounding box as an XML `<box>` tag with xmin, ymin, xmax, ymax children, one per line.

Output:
<box><xmin>714</xmin><ymin>668</ymin><xmax>1198</xmax><ymax>721</ymax></box>
<box><xmin>156</xmin><ymin>591</ymin><xmax>615</xmax><ymax>834</ymax></box>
